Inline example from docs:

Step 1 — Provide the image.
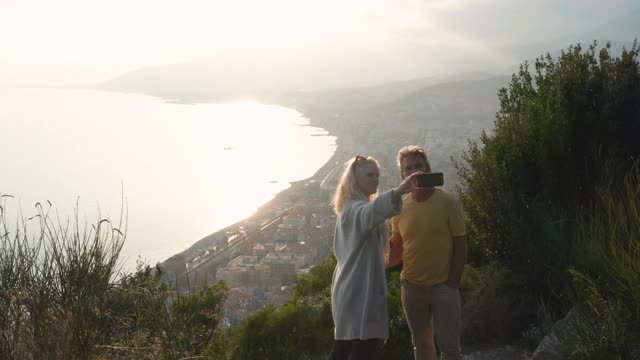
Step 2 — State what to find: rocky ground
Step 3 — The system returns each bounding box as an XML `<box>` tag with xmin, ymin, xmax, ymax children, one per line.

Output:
<box><xmin>464</xmin><ymin>346</ymin><xmax>530</xmax><ymax>360</ymax></box>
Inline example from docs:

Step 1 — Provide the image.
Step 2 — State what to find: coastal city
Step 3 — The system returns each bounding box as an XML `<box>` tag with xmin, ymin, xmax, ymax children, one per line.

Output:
<box><xmin>162</xmin><ymin>174</ymin><xmax>339</xmax><ymax>327</ymax></box>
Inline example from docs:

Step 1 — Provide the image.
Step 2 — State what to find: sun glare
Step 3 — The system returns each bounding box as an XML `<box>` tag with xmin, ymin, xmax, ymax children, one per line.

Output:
<box><xmin>0</xmin><ymin>0</ymin><xmax>401</xmax><ymax>83</ymax></box>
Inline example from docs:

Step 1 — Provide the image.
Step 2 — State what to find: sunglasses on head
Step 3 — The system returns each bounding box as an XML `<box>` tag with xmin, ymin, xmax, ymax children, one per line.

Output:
<box><xmin>352</xmin><ymin>155</ymin><xmax>367</xmax><ymax>172</ymax></box>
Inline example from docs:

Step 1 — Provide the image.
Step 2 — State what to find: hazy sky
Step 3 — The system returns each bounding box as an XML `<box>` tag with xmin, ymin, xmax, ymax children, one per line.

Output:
<box><xmin>1</xmin><ymin>0</ymin><xmax>638</xmax><ymax>86</ymax></box>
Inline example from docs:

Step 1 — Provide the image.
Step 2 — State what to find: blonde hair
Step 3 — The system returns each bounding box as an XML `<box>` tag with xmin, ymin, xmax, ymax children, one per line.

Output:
<box><xmin>332</xmin><ymin>156</ymin><xmax>380</xmax><ymax>215</ymax></box>
<box><xmin>396</xmin><ymin>145</ymin><xmax>431</xmax><ymax>171</ymax></box>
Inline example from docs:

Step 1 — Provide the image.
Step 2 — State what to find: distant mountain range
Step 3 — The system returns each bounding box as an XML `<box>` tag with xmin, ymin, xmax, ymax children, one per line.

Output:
<box><xmin>97</xmin><ymin>36</ymin><xmax>636</xmax><ymax>104</ymax></box>
<box><xmin>96</xmin><ymin>48</ymin><xmax>472</xmax><ymax>102</ymax></box>
<box><xmin>267</xmin><ymin>72</ymin><xmax>498</xmax><ymax>116</ymax></box>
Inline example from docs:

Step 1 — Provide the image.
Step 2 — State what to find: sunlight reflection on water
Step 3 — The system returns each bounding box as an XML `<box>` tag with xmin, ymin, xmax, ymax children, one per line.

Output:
<box><xmin>0</xmin><ymin>88</ymin><xmax>336</xmax><ymax>269</ymax></box>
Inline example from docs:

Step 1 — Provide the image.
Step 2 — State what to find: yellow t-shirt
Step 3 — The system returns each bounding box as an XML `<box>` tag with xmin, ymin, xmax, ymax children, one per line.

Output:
<box><xmin>391</xmin><ymin>188</ymin><xmax>466</xmax><ymax>287</ymax></box>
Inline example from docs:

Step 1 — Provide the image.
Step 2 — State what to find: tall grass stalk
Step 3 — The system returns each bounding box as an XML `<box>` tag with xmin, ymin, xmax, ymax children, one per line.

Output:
<box><xmin>570</xmin><ymin>165</ymin><xmax>640</xmax><ymax>357</ymax></box>
<box><xmin>0</xmin><ymin>195</ymin><xmax>125</xmax><ymax>359</ymax></box>
<box><xmin>0</xmin><ymin>195</ymin><xmax>230</xmax><ymax>359</ymax></box>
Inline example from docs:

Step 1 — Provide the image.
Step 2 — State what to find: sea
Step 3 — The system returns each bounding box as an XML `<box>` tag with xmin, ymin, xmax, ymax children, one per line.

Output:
<box><xmin>0</xmin><ymin>88</ymin><xmax>336</xmax><ymax>270</ymax></box>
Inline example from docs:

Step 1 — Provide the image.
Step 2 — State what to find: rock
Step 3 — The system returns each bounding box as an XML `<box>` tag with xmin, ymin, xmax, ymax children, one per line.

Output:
<box><xmin>532</xmin><ymin>307</ymin><xmax>594</xmax><ymax>360</ymax></box>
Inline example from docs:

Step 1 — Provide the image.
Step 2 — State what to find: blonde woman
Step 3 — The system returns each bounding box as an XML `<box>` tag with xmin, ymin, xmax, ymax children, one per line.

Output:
<box><xmin>329</xmin><ymin>155</ymin><xmax>421</xmax><ymax>360</ymax></box>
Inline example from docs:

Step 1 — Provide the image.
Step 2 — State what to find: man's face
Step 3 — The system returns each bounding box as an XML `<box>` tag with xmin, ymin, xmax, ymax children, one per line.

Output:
<box><xmin>401</xmin><ymin>154</ymin><xmax>429</xmax><ymax>179</ymax></box>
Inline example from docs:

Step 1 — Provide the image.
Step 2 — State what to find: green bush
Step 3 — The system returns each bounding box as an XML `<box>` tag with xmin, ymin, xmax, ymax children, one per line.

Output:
<box><xmin>456</xmin><ymin>41</ymin><xmax>640</xmax><ymax>300</ymax></box>
<box><xmin>291</xmin><ymin>254</ymin><xmax>336</xmax><ymax>300</ymax></box>
<box><xmin>103</xmin><ymin>261</ymin><xmax>229</xmax><ymax>359</ymax></box>
<box><xmin>101</xmin><ymin>261</ymin><xmax>174</xmax><ymax>358</ymax></box>
<box><xmin>460</xmin><ymin>264</ymin><xmax>534</xmax><ymax>345</ymax></box>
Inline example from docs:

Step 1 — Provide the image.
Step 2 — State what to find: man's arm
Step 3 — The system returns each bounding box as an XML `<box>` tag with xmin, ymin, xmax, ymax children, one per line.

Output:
<box><xmin>446</xmin><ymin>235</ymin><xmax>467</xmax><ymax>288</ymax></box>
<box><xmin>386</xmin><ymin>232</ymin><xmax>404</xmax><ymax>268</ymax></box>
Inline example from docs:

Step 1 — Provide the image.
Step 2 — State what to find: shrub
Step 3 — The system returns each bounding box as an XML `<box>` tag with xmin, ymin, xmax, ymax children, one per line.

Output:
<box><xmin>460</xmin><ymin>264</ymin><xmax>534</xmax><ymax>345</ymax></box>
<box><xmin>456</xmin><ymin>41</ymin><xmax>640</xmax><ymax>301</ymax></box>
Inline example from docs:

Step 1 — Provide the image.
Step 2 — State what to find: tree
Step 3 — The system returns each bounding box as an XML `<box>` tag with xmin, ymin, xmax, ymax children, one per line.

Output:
<box><xmin>456</xmin><ymin>41</ymin><xmax>640</xmax><ymax>298</ymax></box>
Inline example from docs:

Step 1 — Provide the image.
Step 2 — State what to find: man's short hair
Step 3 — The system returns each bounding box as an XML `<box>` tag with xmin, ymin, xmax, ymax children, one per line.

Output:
<box><xmin>396</xmin><ymin>145</ymin><xmax>430</xmax><ymax>170</ymax></box>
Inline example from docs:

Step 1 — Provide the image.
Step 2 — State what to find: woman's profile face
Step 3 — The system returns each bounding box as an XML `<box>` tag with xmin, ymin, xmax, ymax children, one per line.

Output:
<box><xmin>355</xmin><ymin>163</ymin><xmax>380</xmax><ymax>196</ymax></box>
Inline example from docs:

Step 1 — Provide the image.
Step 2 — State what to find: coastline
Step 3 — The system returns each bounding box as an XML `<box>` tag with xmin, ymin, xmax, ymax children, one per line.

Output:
<box><xmin>160</xmin><ymin>103</ymin><xmax>347</xmax><ymax>274</ymax></box>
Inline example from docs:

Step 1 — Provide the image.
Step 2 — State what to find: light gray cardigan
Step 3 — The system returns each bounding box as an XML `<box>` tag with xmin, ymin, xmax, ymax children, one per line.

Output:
<box><xmin>331</xmin><ymin>190</ymin><xmax>402</xmax><ymax>340</ymax></box>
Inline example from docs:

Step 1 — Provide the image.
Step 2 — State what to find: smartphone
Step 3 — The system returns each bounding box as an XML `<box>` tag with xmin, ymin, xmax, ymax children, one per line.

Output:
<box><xmin>416</xmin><ymin>172</ymin><xmax>444</xmax><ymax>187</ymax></box>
